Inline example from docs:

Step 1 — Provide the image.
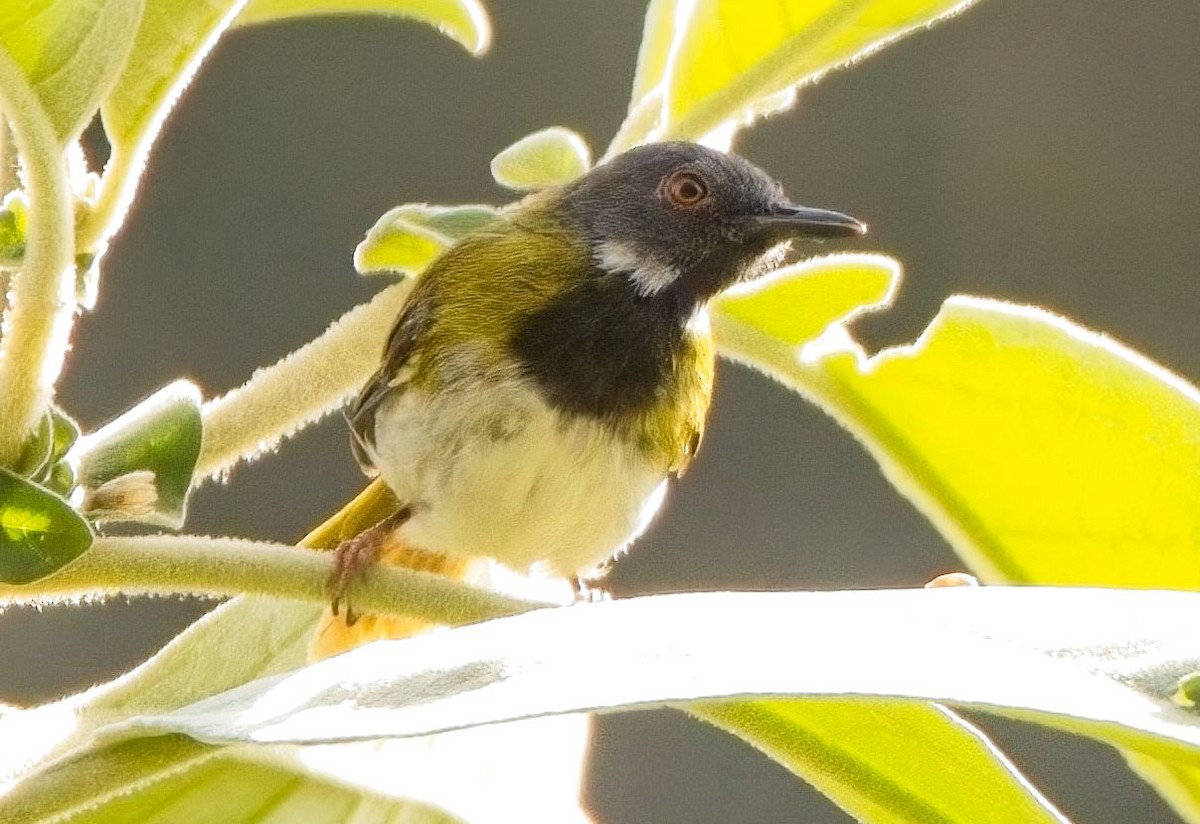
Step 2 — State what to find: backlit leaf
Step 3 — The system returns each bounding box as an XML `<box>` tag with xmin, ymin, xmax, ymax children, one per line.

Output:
<box><xmin>0</xmin><ymin>0</ymin><xmax>143</xmax><ymax>142</ymax></box>
<box><xmin>621</xmin><ymin>0</ymin><xmax>981</xmax><ymax>148</ymax></box>
<box><xmin>490</xmin><ymin>127</ymin><xmax>592</xmax><ymax>191</ymax></box>
<box><xmin>354</xmin><ymin>203</ymin><xmax>499</xmax><ymax>275</ymax></box>
<box><xmin>72</xmin><ymin>381</ymin><xmax>203</xmax><ymax>528</ymax></box>
<box><xmin>236</xmin><ymin>0</ymin><xmax>491</xmax><ymax>55</ymax></box>
<box><xmin>0</xmin><ymin>468</ymin><xmax>92</xmax><ymax>585</ymax></box>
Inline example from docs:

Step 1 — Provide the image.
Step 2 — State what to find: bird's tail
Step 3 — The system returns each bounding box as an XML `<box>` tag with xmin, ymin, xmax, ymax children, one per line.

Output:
<box><xmin>300</xmin><ymin>477</ymin><xmax>483</xmax><ymax>661</ymax></box>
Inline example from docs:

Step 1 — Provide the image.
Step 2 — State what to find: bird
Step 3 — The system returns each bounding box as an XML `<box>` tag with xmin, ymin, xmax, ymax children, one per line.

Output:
<box><xmin>320</xmin><ymin>141</ymin><xmax>865</xmax><ymax>649</ymax></box>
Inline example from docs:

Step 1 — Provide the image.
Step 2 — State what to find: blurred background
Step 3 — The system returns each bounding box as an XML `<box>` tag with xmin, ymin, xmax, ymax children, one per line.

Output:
<box><xmin>2</xmin><ymin>0</ymin><xmax>1198</xmax><ymax>821</ymax></box>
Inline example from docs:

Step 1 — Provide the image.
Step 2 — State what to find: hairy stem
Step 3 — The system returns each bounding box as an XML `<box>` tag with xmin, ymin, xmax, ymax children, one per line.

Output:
<box><xmin>0</xmin><ymin>51</ymin><xmax>75</xmax><ymax>467</ymax></box>
<box><xmin>0</xmin><ymin>534</ymin><xmax>549</xmax><ymax>624</ymax></box>
<box><xmin>196</xmin><ymin>280</ymin><xmax>412</xmax><ymax>480</ymax></box>
<box><xmin>0</xmin><ymin>116</ymin><xmax>16</xmax><ymax>195</ymax></box>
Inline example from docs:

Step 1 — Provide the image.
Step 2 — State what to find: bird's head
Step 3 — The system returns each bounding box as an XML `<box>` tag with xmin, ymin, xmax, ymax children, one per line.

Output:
<box><xmin>555</xmin><ymin>141</ymin><xmax>866</xmax><ymax>312</ymax></box>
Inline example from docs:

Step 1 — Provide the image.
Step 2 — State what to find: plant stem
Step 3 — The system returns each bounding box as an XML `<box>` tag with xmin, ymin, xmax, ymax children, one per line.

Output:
<box><xmin>0</xmin><ymin>534</ymin><xmax>550</xmax><ymax>624</ymax></box>
<box><xmin>196</xmin><ymin>280</ymin><xmax>413</xmax><ymax>480</ymax></box>
<box><xmin>0</xmin><ymin>51</ymin><xmax>75</xmax><ymax>467</ymax></box>
<box><xmin>0</xmin><ymin>116</ymin><xmax>16</xmax><ymax>194</ymax></box>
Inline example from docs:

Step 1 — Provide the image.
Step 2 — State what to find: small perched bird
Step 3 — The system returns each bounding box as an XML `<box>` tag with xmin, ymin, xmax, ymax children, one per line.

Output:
<box><xmin>328</xmin><ymin>141</ymin><xmax>864</xmax><ymax>627</ymax></box>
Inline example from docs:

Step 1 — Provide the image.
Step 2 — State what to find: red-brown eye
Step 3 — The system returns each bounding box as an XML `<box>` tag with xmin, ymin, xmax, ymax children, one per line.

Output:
<box><xmin>663</xmin><ymin>170</ymin><xmax>709</xmax><ymax>207</ymax></box>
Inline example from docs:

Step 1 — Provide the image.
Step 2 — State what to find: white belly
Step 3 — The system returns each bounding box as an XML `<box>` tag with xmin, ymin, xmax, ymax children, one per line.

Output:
<box><xmin>366</xmin><ymin>377</ymin><xmax>669</xmax><ymax>577</ymax></box>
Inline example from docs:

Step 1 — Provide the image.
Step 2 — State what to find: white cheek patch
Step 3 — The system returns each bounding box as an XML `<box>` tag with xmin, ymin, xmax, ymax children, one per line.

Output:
<box><xmin>595</xmin><ymin>239</ymin><xmax>680</xmax><ymax>297</ymax></box>
<box><xmin>745</xmin><ymin>240</ymin><xmax>792</xmax><ymax>279</ymax></box>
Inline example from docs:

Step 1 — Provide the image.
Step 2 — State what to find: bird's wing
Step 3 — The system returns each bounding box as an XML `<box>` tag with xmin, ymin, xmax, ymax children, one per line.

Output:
<box><xmin>346</xmin><ymin>291</ymin><xmax>431</xmax><ymax>474</ymax></box>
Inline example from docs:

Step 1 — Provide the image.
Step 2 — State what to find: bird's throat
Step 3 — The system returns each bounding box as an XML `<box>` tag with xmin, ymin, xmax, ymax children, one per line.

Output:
<box><xmin>507</xmin><ymin>274</ymin><xmax>704</xmax><ymax>426</ymax></box>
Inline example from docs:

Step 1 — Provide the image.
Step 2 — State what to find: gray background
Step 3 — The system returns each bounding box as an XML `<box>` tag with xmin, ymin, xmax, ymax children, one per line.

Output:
<box><xmin>3</xmin><ymin>0</ymin><xmax>1198</xmax><ymax>821</ymax></box>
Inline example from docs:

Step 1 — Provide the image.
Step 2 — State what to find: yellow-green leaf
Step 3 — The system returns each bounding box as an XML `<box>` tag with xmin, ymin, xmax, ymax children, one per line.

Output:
<box><xmin>788</xmin><ymin>296</ymin><xmax>1200</xmax><ymax>587</ymax></box>
<box><xmin>354</xmin><ymin>203</ymin><xmax>499</xmax><ymax>275</ymax></box>
<box><xmin>354</xmin><ymin>213</ymin><xmax>449</xmax><ymax>276</ymax></box>
<box><xmin>655</xmin><ymin>0</ymin><xmax>981</xmax><ymax>144</ymax></box>
<box><xmin>715</xmin><ymin>253</ymin><xmax>898</xmax><ymax>348</ymax></box>
<box><xmin>695</xmin><ymin>700</ymin><xmax>1068</xmax><ymax>824</ymax></box>
<box><xmin>236</xmin><ymin>0</ymin><xmax>491</xmax><ymax>55</ymax></box>
<box><xmin>490</xmin><ymin>127</ymin><xmax>592</xmax><ymax>192</ymax></box>
<box><xmin>100</xmin><ymin>0</ymin><xmax>244</xmax><ymax>152</ymax></box>
<box><xmin>628</xmin><ymin>0</ymin><xmax>680</xmax><ymax>107</ymax></box>
<box><xmin>0</xmin><ymin>0</ymin><xmax>144</xmax><ymax>143</ymax></box>
<box><xmin>715</xmin><ymin>260</ymin><xmax>1200</xmax><ymax>817</ymax></box>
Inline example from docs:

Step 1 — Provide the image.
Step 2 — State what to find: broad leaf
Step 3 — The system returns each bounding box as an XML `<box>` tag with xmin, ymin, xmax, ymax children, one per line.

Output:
<box><xmin>72</xmin><ymin>380</ymin><xmax>203</xmax><ymax>528</ymax></box>
<box><xmin>0</xmin><ymin>484</ymin><xmax>588</xmax><ymax>823</ymax></box>
<box><xmin>715</xmin><ymin>253</ymin><xmax>898</xmax><ymax>347</ymax></box>
<box><xmin>0</xmin><ymin>467</ymin><xmax>92</xmax><ymax>584</ymax></box>
<box><xmin>63</xmin><ymin>753</ymin><xmax>471</xmax><ymax>824</ymax></box>
<box><xmin>627</xmin><ymin>0</ymin><xmax>680</xmax><ymax>109</ymax></box>
<box><xmin>714</xmin><ymin>258</ymin><xmax>1200</xmax><ymax>816</ymax></box>
<box><xmin>236</xmin><ymin>0</ymin><xmax>491</xmax><ymax>56</ymax></box>
<box><xmin>695</xmin><ymin>700</ymin><xmax>1068</xmax><ymax>824</ymax></box>
<box><xmin>111</xmin><ymin>589</ymin><xmax>1200</xmax><ymax>780</ymax></box>
<box><xmin>354</xmin><ymin>203</ymin><xmax>500</xmax><ymax>275</ymax></box>
<box><xmin>490</xmin><ymin>127</ymin><xmax>592</xmax><ymax>191</ymax></box>
<box><xmin>613</xmin><ymin>0</ymin><xmax>982</xmax><ymax>149</ymax></box>
<box><xmin>100</xmin><ymin>0</ymin><xmax>245</xmax><ymax>157</ymax></box>
<box><xmin>0</xmin><ymin>0</ymin><xmax>143</xmax><ymax>143</ymax></box>
<box><xmin>718</xmin><ymin>286</ymin><xmax>1200</xmax><ymax>589</ymax></box>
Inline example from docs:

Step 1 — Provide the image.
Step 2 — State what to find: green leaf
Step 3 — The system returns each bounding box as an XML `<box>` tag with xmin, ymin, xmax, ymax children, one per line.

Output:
<box><xmin>354</xmin><ymin>210</ymin><xmax>450</xmax><ymax>276</ymax></box>
<box><xmin>395</xmin><ymin>202</ymin><xmax>500</xmax><ymax>238</ymax></box>
<box><xmin>694</xmin><ymin>700</ymin><xmax>1068</xmax><ymax>824</ymax></box>
<box><xmin>53</xmin><ymin>752</ymin><xmax>471</xmax><ymax>824</ymax></box>
<box><xmin>490</xmin><ymin>127</ymin><xmax>592</xmax><ymax>191</ymax></box>
<box><xmin>109</xmin><ymin>588</ymin><xmax>1200</xmax><ymax>818</ymax></box>
<box><xmin>721</xmin><ymin>287</ymin><xmax>1200</xmax><ymax>589</ymax></box>
<box><xmin>12</xmin><ymin>410</ymin><xmax>53</xmax><ymax>479</ymax></box>
<box><xmin>622</xmin><ymin>0</ymin><xmax>982</xmax><ymax>147</ymax></box>
<box><xmin>0</xmin><ymin>0</ymin><xmax>144</xmax><ymax>142</ymax></box>
<box><xmin>353</xmin><ymin>203</ymin><xmax>499</xmax><ymax>275</ymax></box>
<box><xmin>236</xmin><ymin>0</ymin><xmax>492</xmax><ymax>56</ymax></box>
<box><xmin>100</xmin><ymin>0</ymin><xmax>244</xmax><ymax>152</ymax></box>
<box><xmin>714</xmin><ymin>258</ymin><xmax>1200</xmax><ymax>815</ymax></box>
<box><xmin>72</xmin><ymin>380</ymin><xmax>203</xmax><ymax>528</ymax></box>
<box><xmin>12</xmin><ymin>405</ymin><xmax>78</xmax><ymax>486</ymax></box>
<box><xmin>715</xmin><ymin>253</ymin><xmax>898</xmax><ymax>348</ymax></box>
<box><xmin>0</xmin><ymin>467</ymin><xmax>93</xmax><ymax>585</ymax></box>
<box><xmin>627</xmin><ymin>0</ymin><xmax>680</xmax><ymax>107</ymax></box>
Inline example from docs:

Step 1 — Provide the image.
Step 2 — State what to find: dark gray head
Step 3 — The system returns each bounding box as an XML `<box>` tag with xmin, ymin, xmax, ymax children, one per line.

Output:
<box><xmin>555</xmin><ymin>141</ymin><xmax>865</xmax><ymax>311</ymax></box>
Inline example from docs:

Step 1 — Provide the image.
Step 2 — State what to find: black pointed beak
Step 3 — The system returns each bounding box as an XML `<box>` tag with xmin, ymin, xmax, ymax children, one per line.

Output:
<box><xmin>752</xmin><ymin>203</ymin><xmax>868</xmax><ymax>239</ymax></box>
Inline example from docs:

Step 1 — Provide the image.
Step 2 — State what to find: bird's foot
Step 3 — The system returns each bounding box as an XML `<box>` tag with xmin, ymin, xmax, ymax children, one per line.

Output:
<box><xmin>328</xmin><ymin>505</ymin><xmax>413</xmax><ymax>625</ymax></box>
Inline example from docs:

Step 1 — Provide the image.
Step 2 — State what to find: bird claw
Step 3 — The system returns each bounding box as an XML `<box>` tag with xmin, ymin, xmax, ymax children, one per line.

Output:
<box><xmin>326</xmin><ymin>504</ymin><xmax>414</xmax><ymax>626</ymax></box>
<box><xmin>328</xmin><ymin>532</ymin><xmax>382</xmax><ymax>626</ymax></box>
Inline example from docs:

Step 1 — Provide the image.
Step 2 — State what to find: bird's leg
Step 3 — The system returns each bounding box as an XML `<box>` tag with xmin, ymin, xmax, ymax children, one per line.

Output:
<box><xmin>568</xmin><ymin>574</ymin><xmax>609</xmax><ymax>603</ymax></box>
<box><xmin>328</xmin><ymin>504</ymin><xmax>414</xmax><ymax>625</ymax></box>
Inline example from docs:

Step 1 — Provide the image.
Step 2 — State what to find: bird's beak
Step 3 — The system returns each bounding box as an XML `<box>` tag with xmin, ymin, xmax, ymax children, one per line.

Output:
<box><xmin>751</xmin><ymin>202</ymin><xmax>868</xmax><ymax>239</ymax></box>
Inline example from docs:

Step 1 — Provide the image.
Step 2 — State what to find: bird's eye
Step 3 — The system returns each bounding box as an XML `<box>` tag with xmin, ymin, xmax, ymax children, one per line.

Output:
<box><xmin>663</xmin><ymin>171</ymin><xmax>710</xmax><ymax>207</ymax></box>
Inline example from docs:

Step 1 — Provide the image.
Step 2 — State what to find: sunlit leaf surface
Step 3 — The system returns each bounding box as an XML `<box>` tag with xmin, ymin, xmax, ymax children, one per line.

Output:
<box><xmin>0</xmin><ymin>0</ymin><xmax>143</xmax><ymax>142</ymax></box>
